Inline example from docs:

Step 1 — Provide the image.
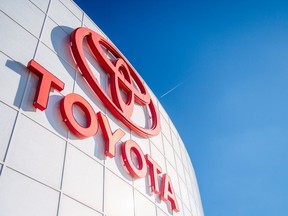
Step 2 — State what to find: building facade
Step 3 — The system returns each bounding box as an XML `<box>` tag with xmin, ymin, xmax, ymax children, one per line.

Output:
<box><xmin>0</xmin><ymin>0</ymin><xmax>204</xmax><ymax>216</ymax></box>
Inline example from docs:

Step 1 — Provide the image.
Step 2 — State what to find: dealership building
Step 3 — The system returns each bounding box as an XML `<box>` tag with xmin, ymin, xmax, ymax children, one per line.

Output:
<box><xmin>0</xmin><ymin>0</ymin><xmax>204</xmax><ymax>216</ymax></box>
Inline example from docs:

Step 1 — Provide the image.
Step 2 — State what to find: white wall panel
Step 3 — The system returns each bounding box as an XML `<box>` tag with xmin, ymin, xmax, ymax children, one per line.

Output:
<box><xmin>0</xmin><ymin>0</ymin><xmax>45</xmax><ymax>38</ymax></box>
<box><xmin>134</xmin><ymin>190</ymin><xmax>156</xmax><ymax>216</ymax></box>
<box><xmin>150</xmin><ymin>142</ymin><xmax>167</xmax><ymax>173</ymax></box>
<box><xmin>68</xmin><ymin>128</ymin><xmax>106</xmax><ymax>164</ymax></box>
<box><xmin>21</xmin><ymin>87</ymin><xmax>69</xmax><ymax>140</ymax></box>
<box><xmin>160</xmin><ymin>114</ymin><xmax>171</xmax><ymax>141</ymax></box>
<box><xmin>62</xmin><ymin>144</ymin><xmax>104</xmax><ymax>211</ymax></box>
<box><xmin>189</xmin><ymin>192</ymin><xmax>198</xmax><ymax>216</ymax></box>
<box><xmin>171</xmin><ymin>131</ymin><xmax>181</xmax><ymax>158</ymax></box>
<box><xmin>0</xmin><ymin>168</ymin><xmax>59</xmax><ymax>216</ymax></box>
<box><xmin>6</xmin><ymin>114</ymin><xmax>66</xmax><ymax>189</ymax></box>
<box><xmin>158</xmin><ymin>103</ymin><xmax>169</xmax><ymax>123</ymax></box>
<box><xmin>30</xmin><ymin>0</ymin><xmax>50</xmax><ymax>13</ymax></box>
<box><xmin>59</xmin><ymin>0</ymin><xmax>83</xmax><ymax>20</ymax></box>
<box><xmin>183</xmin><ymin>202</ymin><xmax>193</xmax><ymax>216</ymax></box>
<box><xmin>41</xmin><ymin>17</ymin><xmax>76</xmax><ymax>68</ymax></box>
<box><xmin>49</xmin><ymin>0</ymin><xmax>81</xmax><ymax>30</ymax></box>
<box><xmin>179</xmin><ymin>178</ymin><xmax>190</xmax><ymax>212</ymax></box>
<box><xmin>59</xmin><ymin>195</ymin><xmax>102</xmax><ymax>216</ymax></box>
<box><xmin>175</xmin><ymin>154</ymin><xmax>186</xmax><ymax>183</ymax></box>
<box><xmin>0</xmin><ymin>103</ymin><xmax>17</xmax><ymax>162</ymax></box>
<box><xmin>185</xmin><ymin>168</ymin><xmax>194</xmax><ymax>195</ymax></box>
<box><xmin>0</xmin><ymin>11</ymin><xmax>38</xmax><ymax>65</ymax></box>
<box><xmin>0</xmin><ymin>53</ymin><xmax>29</xmax><ymax>108</ymax></box>
<box><xmin>163</xmin><ymin>135</ymin><xmax>176</xmax><ymax>168</ymax></box>
<box><xmin>150</xmin><ymin>132</ymin><xmax>164</xmax><ymax>154</ymax></box>
<box><xmin>157</xmin><ymin>207</ymin><xmax>169</xmax><ymax>216</ymax></box>
<box><xmin>105</xmin><ymin>170</ymin><xmax>134</xmax><ymax>216</ymax></box>
<box><xmin>170</xmin><ymin>122</ymin><xmax>179</xmax><ymax>140</ymax></box>
<box><xmin>134</xmin><ymin>175</ymin><xmax>154</xmax><ymax>202</ymax></box>
<box><xmin>182</xmin><ymin>146</ymin><xmax>191</xmax><ymax>173</ymax></box>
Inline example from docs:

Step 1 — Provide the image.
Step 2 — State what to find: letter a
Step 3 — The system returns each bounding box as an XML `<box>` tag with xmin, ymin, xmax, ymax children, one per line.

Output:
<box><xmin>160</xmin><ymin>173</ymin><xmax>180</xmax><ymax>212</ymax></box>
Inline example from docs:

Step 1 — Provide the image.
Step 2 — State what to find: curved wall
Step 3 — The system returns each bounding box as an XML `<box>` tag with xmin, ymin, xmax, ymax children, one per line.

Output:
<box><xmin>0</xmin><ymin>1</ymin><xmax>204</xmax><ymax>216</ymax></box>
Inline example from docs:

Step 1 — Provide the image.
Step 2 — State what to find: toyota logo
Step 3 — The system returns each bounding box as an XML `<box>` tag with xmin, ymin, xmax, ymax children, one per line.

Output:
<box><xmin>70</xmin><ymin>27</ymin><xmax>160</xmax><ymax>137</ymax></box>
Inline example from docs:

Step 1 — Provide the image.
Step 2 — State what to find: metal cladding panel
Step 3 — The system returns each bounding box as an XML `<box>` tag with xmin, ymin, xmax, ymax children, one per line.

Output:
<box><xmin>0</xmin><ymin>0</ymin><xmax>204</xmax><ymax>216</ymax></box>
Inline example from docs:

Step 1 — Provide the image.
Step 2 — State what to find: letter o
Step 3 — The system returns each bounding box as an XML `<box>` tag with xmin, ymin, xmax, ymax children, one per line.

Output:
<box><xmin>60</xmin><ymin>93</ymin><xmax>98</xmax><ymax>138</ymax></box>
<box><xmin>121</xmin><ymin>140</ymin><xmax>147</xmax><ymax>179</ymax></box>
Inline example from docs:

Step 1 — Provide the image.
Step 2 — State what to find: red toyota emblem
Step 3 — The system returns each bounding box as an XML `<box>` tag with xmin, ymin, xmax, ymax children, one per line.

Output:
<box><xmin>25</xmin><ymin>27</ymin><xmax>178</xmax><ymax>212</ymax></box>
<box><xmin>70</xmin><ymin>27</ymin><xmax>160</xmax><ymax>137</ymax></box>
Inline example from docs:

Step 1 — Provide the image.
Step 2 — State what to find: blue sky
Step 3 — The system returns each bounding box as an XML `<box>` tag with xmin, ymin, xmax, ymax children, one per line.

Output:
<box><xmin>74</xmin><ymin>1</ymin><xmax>288</xmax><ymax>215</ymax></box>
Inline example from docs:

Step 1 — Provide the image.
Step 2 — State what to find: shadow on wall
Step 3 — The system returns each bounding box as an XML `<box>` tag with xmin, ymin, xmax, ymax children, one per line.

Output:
<box><xmin>5</xmin><ymin>60</ymin><xmax>29</xmax><ymax>108</ymax></box>
<box><xmin>5</xmin><ymin>58</ymin><xmax>70</xmax><ymax>140</ymax></box>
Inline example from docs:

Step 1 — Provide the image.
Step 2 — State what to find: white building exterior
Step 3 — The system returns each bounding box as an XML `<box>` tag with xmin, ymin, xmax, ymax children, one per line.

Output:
<box><xmin>0</xmin><ymin>1</ymin><xmax>204</xmax><ymax>216</ymax></box>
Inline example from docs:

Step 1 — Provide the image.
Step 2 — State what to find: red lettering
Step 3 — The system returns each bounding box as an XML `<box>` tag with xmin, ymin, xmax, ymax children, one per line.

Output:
<box><xmin>26</xmin><ymin>48</ymin><xmax>179</xmax><ymax>212</ymax></box>
<box><xmin>60</xmin><ymin>93</ymin><xmax>98</xmax><ymax>138</ymax></box>
<box><xmin>145</xmin><ymin>154</ymin><xmax>162</xmax><ymax>194</ymax></box>
<box><xmin>121</xmin><ymin>140</ymin><xmax>147</xmax><ymax>178</ymax></box>
<box><xmin>160</xmin><ymin>174</ymin><xmax>179</xmax><ymax>212</ymax></box>
<box><xmin>97</xmin><ymin>112</ymin><xmax>125</xmax><ymax>158</ymax></box>
<box><xmin>27</xmin><ymin>60</ymin><xmax>64</xmax><ymax>110</ymax></box>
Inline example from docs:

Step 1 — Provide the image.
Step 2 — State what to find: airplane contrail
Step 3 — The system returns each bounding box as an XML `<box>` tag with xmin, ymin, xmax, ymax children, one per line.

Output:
<box><xmin>160</xmin><ymin>82</ymin><xmax>184</xmax><ymax>98</ymax></box>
